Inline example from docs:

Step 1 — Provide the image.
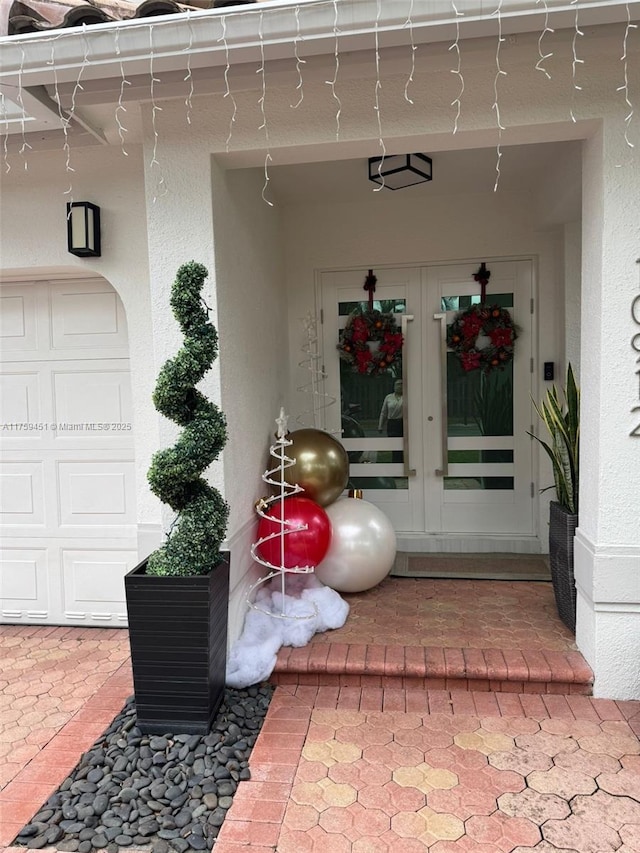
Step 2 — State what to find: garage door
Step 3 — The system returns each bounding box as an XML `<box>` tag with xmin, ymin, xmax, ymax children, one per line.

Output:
<box><xmin>0</xmin><ymin>278</ymin><xmax>137</xmax><ymax>626</ymax></box>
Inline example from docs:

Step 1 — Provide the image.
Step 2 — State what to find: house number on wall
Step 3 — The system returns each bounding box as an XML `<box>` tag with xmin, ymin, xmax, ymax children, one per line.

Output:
<box><xmin>632</xmin><ymin>258</ymin><xmax>640</xmax><ymax>437</ymax></box>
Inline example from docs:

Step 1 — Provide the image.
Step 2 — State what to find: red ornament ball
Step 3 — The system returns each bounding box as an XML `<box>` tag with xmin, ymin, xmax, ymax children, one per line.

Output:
<box><xmin>256</xmin><ymin>496</ymin><xmax>332</xmax><ymax>569</ymax></box>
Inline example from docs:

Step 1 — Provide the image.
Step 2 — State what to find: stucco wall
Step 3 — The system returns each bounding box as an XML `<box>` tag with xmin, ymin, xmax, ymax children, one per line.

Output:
<box><xmin>0</xmin><ymin>144</ymin><xmax>160</xmax><ymax>531</ymax></box>
<box><xmin>210</xmin><ymin>162</ymin><xmax>288</xmax><ymax>640</ymax></box>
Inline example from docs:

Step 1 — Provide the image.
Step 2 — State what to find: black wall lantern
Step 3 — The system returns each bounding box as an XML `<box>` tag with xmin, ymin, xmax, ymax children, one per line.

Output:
<box><xmin>368</xmin><ymin>153</ymin><xmax>433</xmax><ymax>190</ymax></box>
<box><xmin>67</xmin><ymin>201</ymin><xmax>101</xmax><ymax>257</ymax></box>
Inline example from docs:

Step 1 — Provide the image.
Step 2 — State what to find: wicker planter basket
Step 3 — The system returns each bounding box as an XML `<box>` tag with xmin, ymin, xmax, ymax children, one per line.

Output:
<box><xmin>549</xmin><ymin>502</ymin><xmax>578</xmax><ymax>632</ymax></box>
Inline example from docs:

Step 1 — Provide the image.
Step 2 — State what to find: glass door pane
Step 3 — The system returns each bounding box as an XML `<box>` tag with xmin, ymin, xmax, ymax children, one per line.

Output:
<box><xmin>444</xmin><ymin>294</ymin><xmax>515</xmax><ymax>491</ymax></box>
<box><xmin>339</xmin><ymin>299</ymin><xmax>407</xmax><ymax>491</ymax></box>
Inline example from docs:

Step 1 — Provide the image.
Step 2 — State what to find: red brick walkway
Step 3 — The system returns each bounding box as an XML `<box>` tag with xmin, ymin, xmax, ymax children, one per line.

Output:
<box><xmin>1</xmin><ymin>579</ymin><xmax>638</xmax><ymax>853</ymax></box>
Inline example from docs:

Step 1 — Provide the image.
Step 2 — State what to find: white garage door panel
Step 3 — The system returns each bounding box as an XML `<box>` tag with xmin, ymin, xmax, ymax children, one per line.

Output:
<box><xmin>0</xmin><ymin>278</ymin><xmax>137</xmax><ymax>626</ymax></box>
<box><xmin>0</xmin><ymin>462</ymin><xmax>45</xmax><ymax>525</ymax></box>
<box><xmin>53</xmin><ymin>368</ymin><xmax>132</xmax><ymax>428</ymax></box>
<box><xmin>0</xmin><ymin>288</ymin><xmax>38</xmax><ymax>352</ymax></box>
<box><xmin>0</xmin><ymin>372</ymin><xmax>41</xmax><ymax>427</ymax></box>
<box><xmin>62</xmin><ymin>549</ymin><xmax>135</xmax><ymax>623</ymax></box>
<box><xmin>51</xmin><ymin>283</ymin><xmax>128</xmax><ymax>351</ymax></box>
<box><xmin>59</xmin><ymin>462</ymin><xmax>136</xmax><ymax>525</ymax></box>
<box><xmin>0</xmin><ymin>549</ymin><xmax>50</xmax><ymax>621</ymax></box>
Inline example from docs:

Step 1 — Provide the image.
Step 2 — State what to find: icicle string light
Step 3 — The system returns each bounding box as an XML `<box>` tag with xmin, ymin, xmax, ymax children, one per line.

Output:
<box><xmin>218</xmin><ymin>16</ymin><xmax>238</xmax><ymax>152</ymax></box>
<box><xmin>291</xmin><ymin>5</ymin><xmax>306</xmax><ymax>109</ymax></box>
<box><xmin>248</xmin><ymin>409</ymin><xmax>316</xmax><ymax>621</ymax></box>
<box><xmin>257</xmin><ymin>12</ymin><xmax>274</xmax><ymax>207</ymax></box>
<box><xmin>373</xmin><ymin>0</ymin><xmax>386</xmax><ymax>191</ymax></box>
<box><xmin>403</xmin><ymin>0</ymin><xmax>416</xmax><ymax>105</ymax></box>
<box><xmin>184</xmin><ymin>13</ymin><xmax>194</xmax><ymax>126</ymax></box>
<box><xmin>617</xmin><ymin>3</ymin><xmax>637</xmax><ymax>150</ymax></box>
<box><xmin>535</xmin><ymin>0</ymin><xmax>554</xmax><ymax>79</ymax></box>
<box><xmin>449</xmin><ymin>1</ymin><xmax>464</xmax><ymax>134</ymax></box>
<box><xmin>324</xmin><ymin>0</ymin><xmax>341</xmax><ymax>140</ymax></box>
<box><xmin>49</xmin><ymin>42</ymin><xmax>74</xmax><ymax>196</ymax></box>
<box><xmin>114</xmin><ymin>28</ymin><xmax>131</xmax><ymax>157</ymax></box>
<box><xmin>295</xmin><ymin>312</ymin><xmax>336</xmax><ymax>430</ymax></box>
<box><xmin>570</xmin><ymin>0</ymin><xmax>584</xmax><ymax>123</ymax></box>
<box><xmin>68</xmin><ymin>25</ymin><xmax>89</xmax><ymax>127</ymax></box>
<box><xmin>491</xmin><ymin>0</ymin><xmax>507</xmax><ymax>192</ymax></box>
<box><xmin>1</xmin><ymin>90</ymin><xmax>10</xmax><ymax>174</ymax></box>
<box><xmin>148</xmin><ymin>25</ymin><xmax>167</xmax><ymax>202</ymax></box>
<box><xmin>17</xmin><ymin>46</ymin><xmax>32</xmax><ymax>168</ymax></box>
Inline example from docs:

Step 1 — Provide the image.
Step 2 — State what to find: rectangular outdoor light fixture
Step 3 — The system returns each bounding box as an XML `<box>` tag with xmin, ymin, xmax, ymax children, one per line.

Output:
<box><xmin>66</xmin><ymin>201</ymin><xmax>101</xmax><ymax>257</ymax></box>
<box><xmin>368</xmin><ymin>153</ymin><xmax>433</xmax><ymax>190</ymax></box>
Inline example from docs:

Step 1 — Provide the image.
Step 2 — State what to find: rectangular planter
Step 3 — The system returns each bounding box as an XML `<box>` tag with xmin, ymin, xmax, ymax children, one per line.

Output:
<box><xmin>549</xmin><ymin>502</ymin><xmax>578</xmax><ymax>633</ymax></box>
<box><xmin>124</xmin><ymin>551</ymin><xmax>230</xmax><ymax>735</ymax></box>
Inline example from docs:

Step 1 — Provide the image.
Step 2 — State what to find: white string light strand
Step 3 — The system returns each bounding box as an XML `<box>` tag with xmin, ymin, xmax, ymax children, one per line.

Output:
<box><xmin>295</xmin><ymin>312</ymin><xmax>336</xmax><ymax>429</ymax></box>
<box><xmin>570</xmin><ymin>0</ymin><xmax>584</xmax><ymax>123</ymax></box>
<box><xmin>257</xmin><ymin>12</ymin><xmax>274</xmax><ymax>207</ymax></box>
<box><xmin>404</xmin><ymin>0</ymin><xmax>417</xmax><ymax>104</ymax></box>
<box><xmin>373</xmin><ymin>0</ymin><xmax>386</xmax><ymax>191</ymax></box>
<box><xmin>183</xmin><ymin>12</ymin><xmax>194</xmax><ymax>126</ymax></box>
<box><xmin>491</xmin><ymin>0</ymin><xmax>507</xmax><ymax>192</ymax></box>
<box><xmin>291</xmin><ymin>5</ymin><xmax>306</xmax><ymax>109</ymax></box>
<box><xmin>114</xmin><ymin>28</ymin><xmax>131</xmax><ymax>157</ymax></box>
<box><xmin>218</xmin><ymin>16</ymin><xmax>238</xmax><ymax>153</ymax></box>
<box><xmin>16</xmin><ymin>47</ymin><xmax>32</xmax><ymax>168</ymax></box>
<box><xmin>449</xmin><ymin>1</ymin><xmax>465</xmax><ymax>134</ymax></box>
<box><xmin>49</xmin><ymin>42</ymin><xmax>74</xmax><ymax>196</ymax></box>
<box><xmin>617</xmin><ymin>2</ymin><xmax>637</xmax><ymax>151</ymax></box>
<box><xmin>0</xmin><ymin>89</ymin><xmax>10</xmax><ymax>174</ymax></box>
<box><xmin>148</xmin><ymin>25</ymin><xmax>167</xmax><ymax>202</ymax></box>
<box><xmin>535</xmin><ymin>0</ymin><xmax>554</xmax><ymax>79</ymax></box>
<box><xmin>325</xmin><ymin>0</ymin><xmax>341</xmax><ymax>140</ymax></box>
<box><xmin>67</xmin><ymin>24</ymin><xmax>89</xmax><ymax>131</ymax></box>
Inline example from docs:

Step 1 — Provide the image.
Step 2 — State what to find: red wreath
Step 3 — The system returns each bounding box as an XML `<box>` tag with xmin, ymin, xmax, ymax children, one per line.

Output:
<box><xmin>338</xmin><ymin>309</ymin><xmax>403</xmax><ymax>376</ymax></box>
<box><xmin>447</xmin><ymin>304</ymin><xmax>518</xmax><ymax>373</ymax></box>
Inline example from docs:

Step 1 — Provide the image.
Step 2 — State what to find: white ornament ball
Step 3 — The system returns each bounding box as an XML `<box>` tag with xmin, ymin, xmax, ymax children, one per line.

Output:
<box><xmin>315</xmin><ymin>497</ymin><xmax>397</xmax><ymax>593</ymax></box>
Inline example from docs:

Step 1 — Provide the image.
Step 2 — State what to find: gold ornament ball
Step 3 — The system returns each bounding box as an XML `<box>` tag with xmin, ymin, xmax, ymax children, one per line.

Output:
<box><xmin>284</xmin><ymin>428</ymin><xmax>349</xmax><ymax>507</ymax></box>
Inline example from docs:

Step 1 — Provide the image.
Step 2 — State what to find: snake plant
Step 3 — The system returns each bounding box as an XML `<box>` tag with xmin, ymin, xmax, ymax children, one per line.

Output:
<box><xmin>529</xmin><ymin>364</ymin><xmax>580</xmax><ymax>515</ymax></box>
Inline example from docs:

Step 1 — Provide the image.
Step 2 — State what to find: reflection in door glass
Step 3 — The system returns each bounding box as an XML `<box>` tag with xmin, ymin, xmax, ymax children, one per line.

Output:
<box><xmin>340</xmin><ymin>299</ymin><xmax>406</xmax><ymax>316</ymax></box>
<box><xmin>441</xmin><ymin>293</ymin><xmax>512</xmax><ymax>311</ymax></box>
<box><xmin>447</xmin><ymin>358</ymin><xmax>514</xmax><ymax>437</ymax></box>
<box><xmin>444</xmin><ymin>477</ymin><xmax>515</xmax><ymax>490</ymax></box>
<box><xmin>443</xmin><ymin>292</ymin><xmax>515</xmax><ymax>491</ymax></box>
<box><xmin>339</xmin><ymin>300</ymin><xmax>406</xmax><ymax>486</ymax></box>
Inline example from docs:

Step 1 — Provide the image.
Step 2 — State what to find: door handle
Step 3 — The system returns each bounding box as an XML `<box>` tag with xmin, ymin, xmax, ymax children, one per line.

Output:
<box><xmin>433</xmin><ymin>312</ymin><xmax>449</xmax><ymax>477</ymax></box>
<box><xmin>401</xmin><ymin>314</ymin><xmax>416</xmax><ymax>477</ymax></box>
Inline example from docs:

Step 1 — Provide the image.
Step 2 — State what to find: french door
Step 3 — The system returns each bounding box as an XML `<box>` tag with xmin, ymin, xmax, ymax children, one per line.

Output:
<box><xmin>320</xmin><ymin>260</ymin><xmax>536</xmax><ymax>548</ymax></box>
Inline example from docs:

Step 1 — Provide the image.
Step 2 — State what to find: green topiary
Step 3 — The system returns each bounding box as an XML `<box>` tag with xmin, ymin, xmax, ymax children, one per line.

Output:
<box><xmin>146</xmin><ymin>261</ymin><xmax>229</xmax><ymax>576</ymax></box>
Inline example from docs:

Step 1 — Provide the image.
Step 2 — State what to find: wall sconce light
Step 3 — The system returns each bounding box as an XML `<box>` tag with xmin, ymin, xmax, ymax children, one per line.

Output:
<box><xmin>368</xmin><ymin>153</ymin><xmax>433</xmax><ymax>190</ymax></box>
<box><xmin>66</xmin><ymin>202</ymin><xmax>101</xmax><ymax>257</ymax></box>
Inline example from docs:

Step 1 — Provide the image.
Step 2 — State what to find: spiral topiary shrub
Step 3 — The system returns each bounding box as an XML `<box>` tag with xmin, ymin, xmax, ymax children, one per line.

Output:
<box><xmin>146</xmin><ymin>261</ymin><xmax>229</xmax><ymax>577</ymax></box>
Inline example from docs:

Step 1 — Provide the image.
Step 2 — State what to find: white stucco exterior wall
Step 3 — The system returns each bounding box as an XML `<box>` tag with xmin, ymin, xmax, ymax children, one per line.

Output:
<box><xmin>0</xmin><ymin>144</ymin><xmax>160</xmax><ymax>533</ymax></box>
<box><xmin>575</xmin><ymin>121</ymin><xmax>640</xmax><ymax>699</ymax></box>
<box><xmin>210</xmin><ymin>161</ymin><xmax>288</xmax><ymax>642</ymax></box>
<box><xmin>564</xmin><ymin>221</ymin><xmax>582</xmax><ymax>376</ymax></box>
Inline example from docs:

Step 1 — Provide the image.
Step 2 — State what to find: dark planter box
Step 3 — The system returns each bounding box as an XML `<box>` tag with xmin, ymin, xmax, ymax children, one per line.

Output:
<box><xmin>549</xmin><ymin>502</ymin><xmax>578</xmax><ymax>633</ymax></box>
<box><xmin>124</xmin><ymin>552</ymin><xmax>230</xmax><ymax>735</ymax></box>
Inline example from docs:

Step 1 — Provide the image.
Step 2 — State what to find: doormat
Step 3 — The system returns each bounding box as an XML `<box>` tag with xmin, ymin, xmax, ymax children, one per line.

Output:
<box><xmin>390</xmin><ymin>552</ymin><xmax>551</xmax><ymax>581</ymax></box>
